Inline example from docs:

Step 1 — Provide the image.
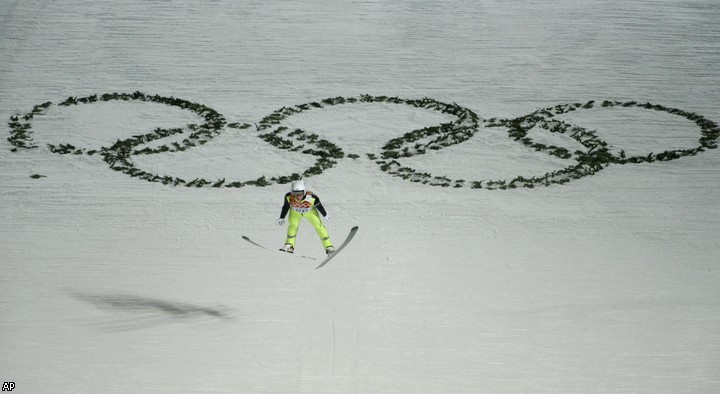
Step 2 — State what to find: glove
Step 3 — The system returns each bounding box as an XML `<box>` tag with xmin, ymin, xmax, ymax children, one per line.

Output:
<box><xmin>277</xmin><ymin>218</ymin><xmax>286</xmax><ymax>226</ymax></box>
<box><xmin>323</xmin><ymin>214</ymin><xmax>330</xmax><ymax>221</ymax></box>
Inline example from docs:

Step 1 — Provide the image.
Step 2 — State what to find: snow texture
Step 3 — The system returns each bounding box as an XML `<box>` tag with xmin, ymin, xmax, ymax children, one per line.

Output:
<box><xmin>1</xmin><ymin>0</ymin><xmax>720</xmax><ymax>392</ymax></box>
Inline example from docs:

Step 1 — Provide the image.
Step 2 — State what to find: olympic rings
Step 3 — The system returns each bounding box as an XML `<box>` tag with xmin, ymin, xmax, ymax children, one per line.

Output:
<box><xmin>7</xmin><ymin>92</ymin><xmax>719</xmax><ymax>190</ymax></box>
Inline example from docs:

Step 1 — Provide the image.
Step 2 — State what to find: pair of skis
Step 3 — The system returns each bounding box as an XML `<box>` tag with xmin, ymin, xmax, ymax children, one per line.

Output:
<box><xmin>242</xmin><ymin>226</ymin><xmax>358</xmax><ymax>269</ymax></box>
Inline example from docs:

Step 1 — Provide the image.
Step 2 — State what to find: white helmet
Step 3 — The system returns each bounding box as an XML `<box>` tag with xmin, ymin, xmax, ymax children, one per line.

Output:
<box><xmin>290</xmin><ymin>180</ymin><xmax>306</xmax><ymax>193</ymax></box>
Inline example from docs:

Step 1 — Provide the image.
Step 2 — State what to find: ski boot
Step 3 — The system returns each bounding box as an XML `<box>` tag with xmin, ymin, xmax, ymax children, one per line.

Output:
<box><xmin>280</xmin><ymin>243</ymin><xmax>294</xmax><ymax>253</ymax></box>
<box><xmin>325</xmin><ymin>246</ymin><xmax>335</xmax><ymax>255</ymax></box>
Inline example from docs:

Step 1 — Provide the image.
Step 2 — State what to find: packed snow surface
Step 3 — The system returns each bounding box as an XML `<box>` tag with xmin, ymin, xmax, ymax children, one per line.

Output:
<box><xmin>2</xmin><ymin>1</ymin><xmax>720</xmax><ymax>392</ymax></box>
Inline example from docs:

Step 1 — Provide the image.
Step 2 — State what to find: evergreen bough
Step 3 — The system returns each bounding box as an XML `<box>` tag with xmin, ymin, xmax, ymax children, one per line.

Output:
<box><xmin>7</xmin><ymin>94</ymin><xmax>719</xmax><ymax>190</ymax></box>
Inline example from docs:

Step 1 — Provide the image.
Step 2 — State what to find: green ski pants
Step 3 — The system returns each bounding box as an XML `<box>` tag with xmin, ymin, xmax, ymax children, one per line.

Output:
<box><xmin>285</xmin><ymin>209</ymin><xmax>333</xmax><ymax>249</ymax></box>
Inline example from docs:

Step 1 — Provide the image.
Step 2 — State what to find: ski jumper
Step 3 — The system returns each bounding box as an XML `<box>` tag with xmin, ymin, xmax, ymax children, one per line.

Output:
<box><xmin>279</xmin><ymin>191</ymin><xmax>333</xmax><ymax>249</ymax></box>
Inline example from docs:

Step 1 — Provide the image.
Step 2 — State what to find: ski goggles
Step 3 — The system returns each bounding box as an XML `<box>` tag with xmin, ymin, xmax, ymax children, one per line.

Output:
<box><xmin>291</xmin><ymin>190</ymin><xmax>305</xmax><ymax>197</ymax></box>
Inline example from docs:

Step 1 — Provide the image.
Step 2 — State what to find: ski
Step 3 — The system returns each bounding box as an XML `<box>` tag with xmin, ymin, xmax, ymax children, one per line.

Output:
<box><xmin>315</xmin><ymin>226</ymin><xmax>359</xmax><ymax>270</ymax></box>
<box><xmin>241</xmin><ymin>236</ymin><xmax>317</xmax><ymax>260</ymax></box>
<box><xmin>241</xmin><ymin>235</ymin><xmax>271</xmax><ymax>251</ymax></box>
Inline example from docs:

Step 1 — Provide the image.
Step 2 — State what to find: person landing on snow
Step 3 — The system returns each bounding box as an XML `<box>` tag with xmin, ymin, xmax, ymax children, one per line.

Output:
<box><xmin>277</xmin><ymin>180</ymin><xmax>335</xmax><ymax>255</ymax></box>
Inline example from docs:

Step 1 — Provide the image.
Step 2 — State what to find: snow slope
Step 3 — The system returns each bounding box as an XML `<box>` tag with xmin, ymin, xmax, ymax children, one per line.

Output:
<box><xmin>2</xmin><ymin>1</ymin><xmax>720</xmax><ymax>392</ymax></box>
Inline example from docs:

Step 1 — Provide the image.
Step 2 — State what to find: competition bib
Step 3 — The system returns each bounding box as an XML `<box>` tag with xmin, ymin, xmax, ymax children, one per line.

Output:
<box><xmin>289</xmin><ymin>194</ymin><xmax>315</xmax><ymax>214</ymax></box>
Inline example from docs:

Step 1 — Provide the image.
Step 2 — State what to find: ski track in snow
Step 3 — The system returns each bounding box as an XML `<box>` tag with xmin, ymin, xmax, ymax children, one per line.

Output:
<box><xmin>1</xmin><ymin>1</ymin><xmax>720</xmax><ymax>392</ymax></box>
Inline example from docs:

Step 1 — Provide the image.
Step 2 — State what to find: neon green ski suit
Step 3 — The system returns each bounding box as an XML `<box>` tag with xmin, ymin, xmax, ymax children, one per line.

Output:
<box><xmin>279</xmin><ymin>191</ymin><xmax>333</xmax><ymax>249</ymax></box>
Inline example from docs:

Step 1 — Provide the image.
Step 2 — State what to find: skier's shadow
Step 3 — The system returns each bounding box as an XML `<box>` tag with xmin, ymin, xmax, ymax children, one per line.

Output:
<box><xmin>73</xmin><ymin>292</ymin><xmax>231</xmax><ymax>332</ymax></box>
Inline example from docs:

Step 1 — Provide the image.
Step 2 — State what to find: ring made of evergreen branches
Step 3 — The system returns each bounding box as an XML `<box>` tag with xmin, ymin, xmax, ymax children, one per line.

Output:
<box><xmin>7</xmin><ymin>91</ymin><xmax>344</xmax><ymax>188</ymax></box>
<box><xmin>481</xmin><ymin>100</ymin><xmax>719</xmax><ymax>189</ymax></box>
